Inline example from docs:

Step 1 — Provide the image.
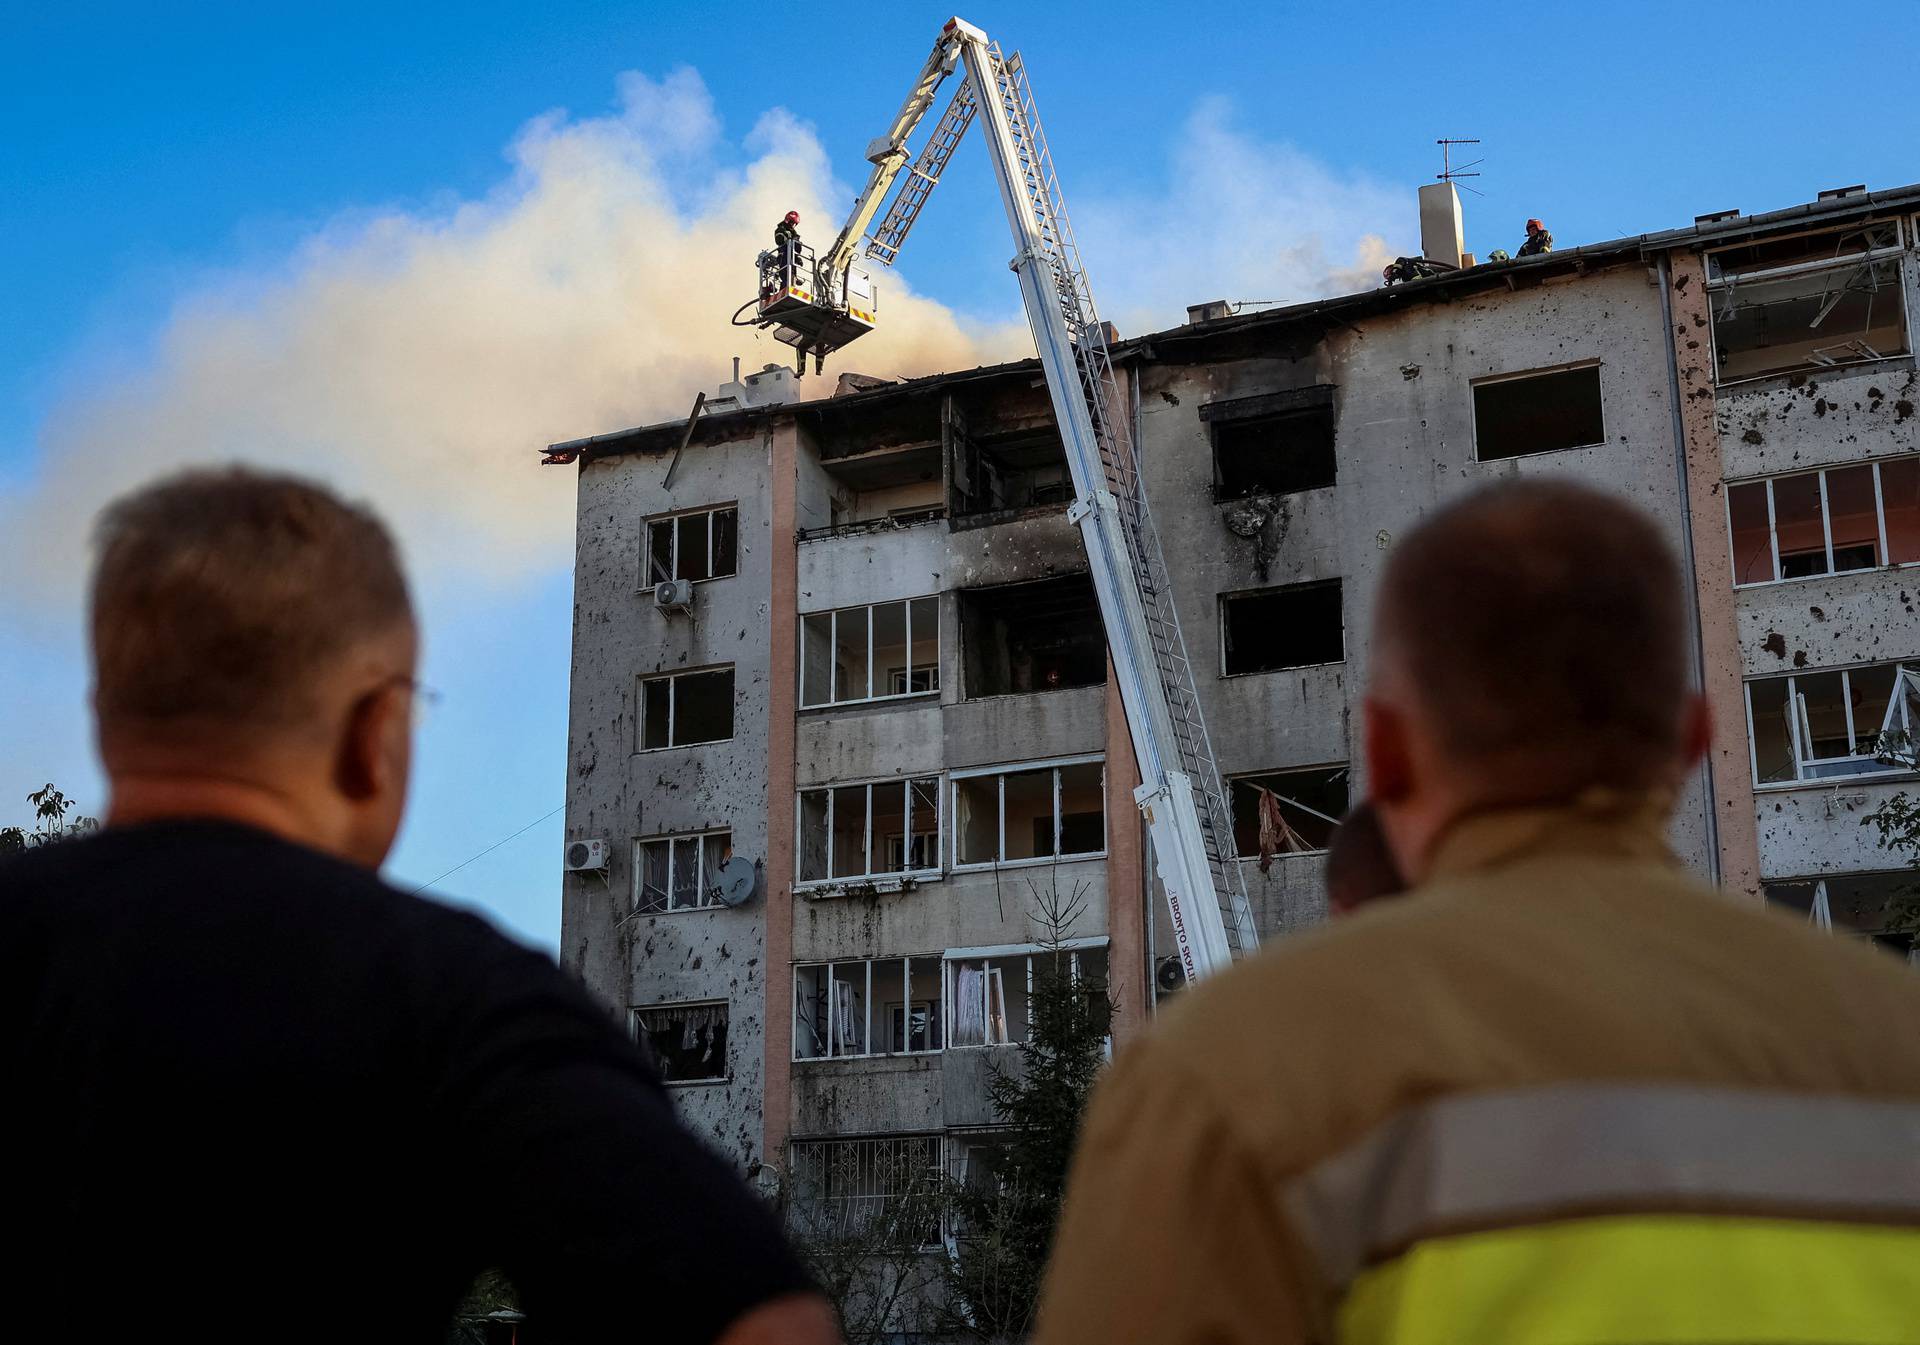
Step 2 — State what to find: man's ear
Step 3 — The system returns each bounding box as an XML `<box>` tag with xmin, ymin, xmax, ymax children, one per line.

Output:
<box><xmin>1363</xmin><ymin>696</ymin><xmax>1415</xmax><ymax>804</ymax></box>
<box><xmin>337</xmin><ymin>685</ymin><xmax>404</xmax><ymax>802</ymax></box>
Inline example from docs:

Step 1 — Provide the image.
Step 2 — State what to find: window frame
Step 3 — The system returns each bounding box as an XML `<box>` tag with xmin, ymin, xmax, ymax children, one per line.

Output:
<box><xmin>942</xmin><ymin>938</ymin><xmax>1110</xmax><ymax>1051</ymax></box>
<box><xmin>794</xmin><ymin>775</ymin><xmax>944</xmax><ymax>891</ymax></box>
<box><xmin>1725</xmin><ymin>456</ymin><xmax>1920</xmax><ymax>587</ymax></box>
<box><xmin>1218</xmin><ymin>580</ymin><xmax>1346</xmax><ymax>677</ymax></box>
<box><xmin>1202</xmin><ymin>387</ymin><xmax>1339</xmax><ymax>501</ymax></box>
<box><xmin>633</xmin><ymin>828</ymin><xmax>733</xmax><ymax>914</ymax></box>
<box><xmin>637</xmin><ymin>665</ymin><xmax>735</xmax><ymax>751</ymax></box>
<box><xmin>791</xmin><ymin>955</ymin><xmax>947</xmax><ymax>1061</ymax></box>
<box><xmin>1764</xmin><ymin>869</ymin><xmax>1920</xmax><ymax>963</ymax></box>
<box><xmin>1705</xmin><ymin>220</ymin><xmax>1911</xmax><ymax>388</ymax></box>
<box><xmin>1226</xmin><ymin>763</ymin><xmax>1350</xmax><ymax>859</ymax></box>
<box><xmin>641</xmin><ymin>503</ymin><xmax>739</xmax><ymax>590</ymax></box>
<box><xmin>1743</xmin><ymin>661</ymin><xmax>1920</xmax><ymax>789</ymax></box>
<box><xmin>948</xmin><ymin>754</ymin><xmax>1107</xmax><ymax>872</ymax></box>
<box><xmin>1468</xmin><ymin>360</ymin><xmax>1608</xmax><ymax>463</ymax></box>
<box><xmin>798</xmin><ymin>595</ymin><xmax>941</xmax><ymax>710</ymax></box>
<box><xmin>628</xmin><ymin>998</ymin><xmax>731</xmax><ymax>1085</ymax></box>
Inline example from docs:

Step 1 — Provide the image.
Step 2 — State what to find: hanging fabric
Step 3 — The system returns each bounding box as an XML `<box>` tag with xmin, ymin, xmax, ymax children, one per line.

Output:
<box><xmin>955</xmin><ymin>964</ymin><xmax>986</xmax><ymax>1046</ymax></box>
<box><xmin>1255</xmin><ymin>787</ymin><xmax>1313</xmax><ymax>873</ymax></box>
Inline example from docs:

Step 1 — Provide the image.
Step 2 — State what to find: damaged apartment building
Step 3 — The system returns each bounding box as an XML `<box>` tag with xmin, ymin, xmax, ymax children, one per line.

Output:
<box><xmin>552</xmin><ymin>181</ymin><xmax>1920</xmax><ymax>1211</ymax></box>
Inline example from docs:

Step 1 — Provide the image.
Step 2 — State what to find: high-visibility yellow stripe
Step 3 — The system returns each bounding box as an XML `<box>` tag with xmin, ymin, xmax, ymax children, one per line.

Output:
<box><xmin>1341</xmin><ymin>1215</ymin><xmax>1920</xmax><ymax>1345</ymax></box>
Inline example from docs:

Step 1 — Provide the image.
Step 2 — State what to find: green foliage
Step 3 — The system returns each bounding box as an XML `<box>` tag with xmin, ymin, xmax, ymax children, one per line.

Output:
<box><xmin>1861</xmin><ymin>728</ymin><xmax>1920</xmax><ymax>939</ymax></box>
<box><xmin>0</xmin><ymin>783</ymin><xmax>99</xmax><ymax>856</ymax></box>
<box><xmin>444</xmin><ymin>1270</ymin><xmax>523</xmax><ymax>1345</ymax></box>
<box><xmin>1864</xmin><ymin>790</ymin><xmax>1920</xmax><ymax>867</ymax></box>
<box><xmin>942</xmin><ymin>880</ymin><xmax>1112</xmax><ymax>1343</ymax></box>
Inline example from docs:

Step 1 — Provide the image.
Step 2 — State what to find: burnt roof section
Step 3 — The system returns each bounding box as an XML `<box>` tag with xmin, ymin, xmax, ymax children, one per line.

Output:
<box><xmin>553</xmin><ymin>181</ymin><xmax>1920</xmax><ymax>465</ymax></box>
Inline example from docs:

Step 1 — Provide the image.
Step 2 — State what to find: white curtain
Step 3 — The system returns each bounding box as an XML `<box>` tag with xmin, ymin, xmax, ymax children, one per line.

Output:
<box><xmin>954</xmin><ymin>964</ymin><xmax>986</xmax><ymax>1046</ymax></box>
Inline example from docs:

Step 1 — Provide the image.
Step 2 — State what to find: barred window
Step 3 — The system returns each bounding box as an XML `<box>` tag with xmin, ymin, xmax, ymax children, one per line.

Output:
<box><xmin>787</xmin><ymin>1134</ymin><xmax>943</xmax><ymax>1245</ymax></box>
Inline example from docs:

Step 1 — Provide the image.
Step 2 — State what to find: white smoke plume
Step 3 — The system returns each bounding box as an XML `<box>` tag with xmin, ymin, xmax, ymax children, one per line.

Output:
<box><xmin>1075</xmin><ymin>98</ymin><xmax>1407</xmax><ymax>336</ymax></box>
<box><xmin>6</xmin><ymin>74</ymin><xmax>1408</xmax><ymax>607</ymax></box>
<box><xmin>3</xmin><ymin>69</ymin><xmax>1025</xmax><ymax>605</ymax></box>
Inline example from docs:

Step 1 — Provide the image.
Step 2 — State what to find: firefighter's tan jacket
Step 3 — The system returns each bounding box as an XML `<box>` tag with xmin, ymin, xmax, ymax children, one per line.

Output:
<box><xmin>1035</xmin><ymin>797</ymin><xmax>1920</xmax><ymax>1345</ymax></box>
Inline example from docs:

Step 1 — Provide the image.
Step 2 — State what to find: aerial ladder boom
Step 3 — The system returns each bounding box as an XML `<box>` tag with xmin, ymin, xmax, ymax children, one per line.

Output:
<box><xmin>750</xmin><ymin>18</ymin><xmax>1259</xmax><ymax>984</ymax></box>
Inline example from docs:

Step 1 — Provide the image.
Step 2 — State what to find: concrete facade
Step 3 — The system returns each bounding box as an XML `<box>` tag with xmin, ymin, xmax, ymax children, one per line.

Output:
<box><xmin>556</xmin><ymin>184</ymin><xmax>1920</xmax><ymax>1194</ymax></box>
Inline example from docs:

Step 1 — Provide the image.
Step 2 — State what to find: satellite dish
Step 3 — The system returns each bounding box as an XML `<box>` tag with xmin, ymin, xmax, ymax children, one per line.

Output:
<box><xmin>716</xmin><ymin>855</ymin><xmax>758</xmax><ymax>908</ymax></box>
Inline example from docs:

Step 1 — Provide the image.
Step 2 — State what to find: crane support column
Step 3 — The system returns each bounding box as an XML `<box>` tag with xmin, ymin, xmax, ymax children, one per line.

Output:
<box><xmin>951</xmin><ymin>22</ymin><xmax>1251</xmax><ymax>982</ymax></box>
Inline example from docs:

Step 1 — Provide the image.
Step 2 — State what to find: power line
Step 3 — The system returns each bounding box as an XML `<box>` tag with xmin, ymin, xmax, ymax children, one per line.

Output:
<box><xmin>409</xmin><ymin>803</ymin><xmax>565</xmax><ymax>894</ymax></box>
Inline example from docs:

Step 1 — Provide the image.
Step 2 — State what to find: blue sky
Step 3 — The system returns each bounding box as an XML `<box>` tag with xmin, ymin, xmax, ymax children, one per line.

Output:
<box><xmin>4</xmin><ymin>2</ymin><xmax>1914</xmax><ymax>948</ymax></box>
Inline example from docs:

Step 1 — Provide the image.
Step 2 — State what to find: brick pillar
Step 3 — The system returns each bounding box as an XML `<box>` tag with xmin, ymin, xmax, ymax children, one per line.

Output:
<box><xmin>1667</xmin><ymin>251</ymin><xmax>1763</xmax><ymax>901</ymax></box>
<box><xmin>762</xmin><ymin>419</ymin><xmax>799</xmax><ymax>1166</ymax></box>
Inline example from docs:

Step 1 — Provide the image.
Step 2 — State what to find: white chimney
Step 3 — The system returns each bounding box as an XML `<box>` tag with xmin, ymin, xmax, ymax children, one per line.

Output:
<box><xmin>1418</xmin><ymin>182</ymin><xmax>1464</xmax><ymax>270</ymax></box>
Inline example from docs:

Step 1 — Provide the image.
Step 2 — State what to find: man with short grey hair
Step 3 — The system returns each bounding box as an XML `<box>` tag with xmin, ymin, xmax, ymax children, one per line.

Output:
<box><xmin>1036</xmin><ymin>478</ymin><xmax>1920</xmax><ymax>1344</ymax></box>
<box><xmin>3</xmin><ymin>467</ymin><xmax>836</xmax><ymax>1344</ymax></box>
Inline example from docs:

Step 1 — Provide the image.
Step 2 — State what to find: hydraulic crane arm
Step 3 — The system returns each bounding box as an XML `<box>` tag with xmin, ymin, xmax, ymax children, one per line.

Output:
<box><xmin>818</xmin><ymin>32</ymin><xmax>966</xmax><ymax>287</ymax></box>
<box><xmin>759</xmin><ymin>17</ymin><xmax>1260</xmax><ymax>984</ymax></box>
<box><xmin>942</xmin><ymin>21</ymin><xmax>1258</xmax><ymax>984</ymax></box>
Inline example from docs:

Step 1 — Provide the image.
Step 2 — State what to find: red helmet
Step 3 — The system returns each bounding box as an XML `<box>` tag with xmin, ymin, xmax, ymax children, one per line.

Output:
<box><xmin>1526</xmin><ymin>217</ymin><xmax>1544</xmax><ymax>233</ymax></box>
<box><xmin>785</xmin><ymin>211</ymin><xmax>800</xmax><ymax>225</ymax></box>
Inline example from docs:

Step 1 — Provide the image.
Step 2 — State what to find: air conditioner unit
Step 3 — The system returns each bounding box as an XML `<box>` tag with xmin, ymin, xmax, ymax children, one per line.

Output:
<box><xmin>654</xmin><ymin>578</ymin><xmax>696</xmax><ymax>612</ymax></box>
<box><xmin>1155</xmin><ymin>955</ymin><xmax>1186</xmax><ymax>997</ymax></box>
<box><xmin>564</xmin><ymin>838</ymin><xmax>609</xmax><ymax>872</ymax></box>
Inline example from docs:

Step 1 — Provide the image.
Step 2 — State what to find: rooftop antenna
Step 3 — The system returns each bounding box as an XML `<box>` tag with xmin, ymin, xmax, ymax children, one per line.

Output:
<box><xmin>1437</xmin><ymin>138</ymin><xmax>1484</xmax><ymax>197</ymax></box>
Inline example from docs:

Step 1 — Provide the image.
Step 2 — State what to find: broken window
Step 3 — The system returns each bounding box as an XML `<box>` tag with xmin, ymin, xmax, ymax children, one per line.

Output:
<box><xmin>1708</xmin><ymin>222</ymin><xmax>1909</xmax><ymax>382</ymax></box>
<box><xmin>639</xmin><ymin>667</ymin><xmax>734</xmax><ymax>749</ymax></box>
<box><xmin>1745</xmin><ymin>662</ymin><xmax>1920</xmax><ymax>786</ymax></box>
<box><xmin>1472</xmin><ymin>365</ymin><xmax>1606</xmax><ymax>461</ymax></box>
<box><xmin>795</xmin><ymin>776</ymin><xmax>940</xmax><ymax>887</ymax></box>
<box><xmin>635</xmin><ymin>829</ymin><xmax>731</xmax><ymax>913</ymax></box>
<box><xmin>945</xmin><ymin>944</ymin><xmax>1107</xmax><ymax>1048</ymax></box>
<box><xmin>1771</xmin><ymin>472</ymin><xmax>1829</xmax><ymax>578</ymax></box>
<box><xmin>951</xmin><ymin>757</ymin><xmax>1106</xmax><ymax>868</ymax></box>
<box><xmin>644</xmin><ymin>505</ymin><xmax>738</xmax><ymax>587</ymax></box>
<box><xmin>1707</xmin><ymin>221</ymin><xmax>1901</xmax><ymax>281</ymax></box>
<box><xmin>799</xmin><ymin>596</ymin><xmax>940</xmax><ymax>707</ymax></box>
<box><xmin>958</xmin><ymin>574</ymin><xmax>1107</xmax><ymax>698</ymax></box>
<box><xmin>950</xmin><ymin>1138</ymin><xmax>1013</xmax><ymax>1239</ymax></box>
<box><xmin>1221</xmin><ymin>581</ymin><xmax>1344</xmax><ymax>675</ymax></box>
<box><xmin>629</xmin><ymin>1001</ymin><xmax>729</xmax><ymax>1083</ymax></box>
<box><xmin>1765</xmin><ymin>871</ymin><xmax>1920</xmax><ymax>961</ymax></box>
<box><xmin>792</xmin><ymin>956</ymin><xmax>944</xmax><ymax>1059</ymax></box>
<box><xmin>951</xmin><ymin>429</ymin><xmax>1073</xmax><ymax>516</ymax></box>
<box><xmin>1726</xmin><ymin>457</ymin><xmax>1920</xmax><ymax>586</ymax></box>
<box><xmin>1203</xmin><ymin>387</ymin><xmax>1337</xmax><ymax>498</ymax></box>
<box><xmin>1229</xmin><ymin>764</ymin><xmax>1350</xmax><ymax>859</ymax></box>
<box><xmin>1726</xmin><ymin>479</ymin><xmax>1775</xmax><ymax>586</ymax></box>
<box><xmin>1879</xmin><ymin>458</ymin><xmax>1920</xmax><ymax>566</ymax></box>
<box><xmin>787</xmin><ymin>1134</ymin><xmax>943</xmax><ymax>1243</ymax></box>
<box><xmin>800</xmin><ymin>445</ymin><xmax>946</xmax><ymax>541</ymax></box>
